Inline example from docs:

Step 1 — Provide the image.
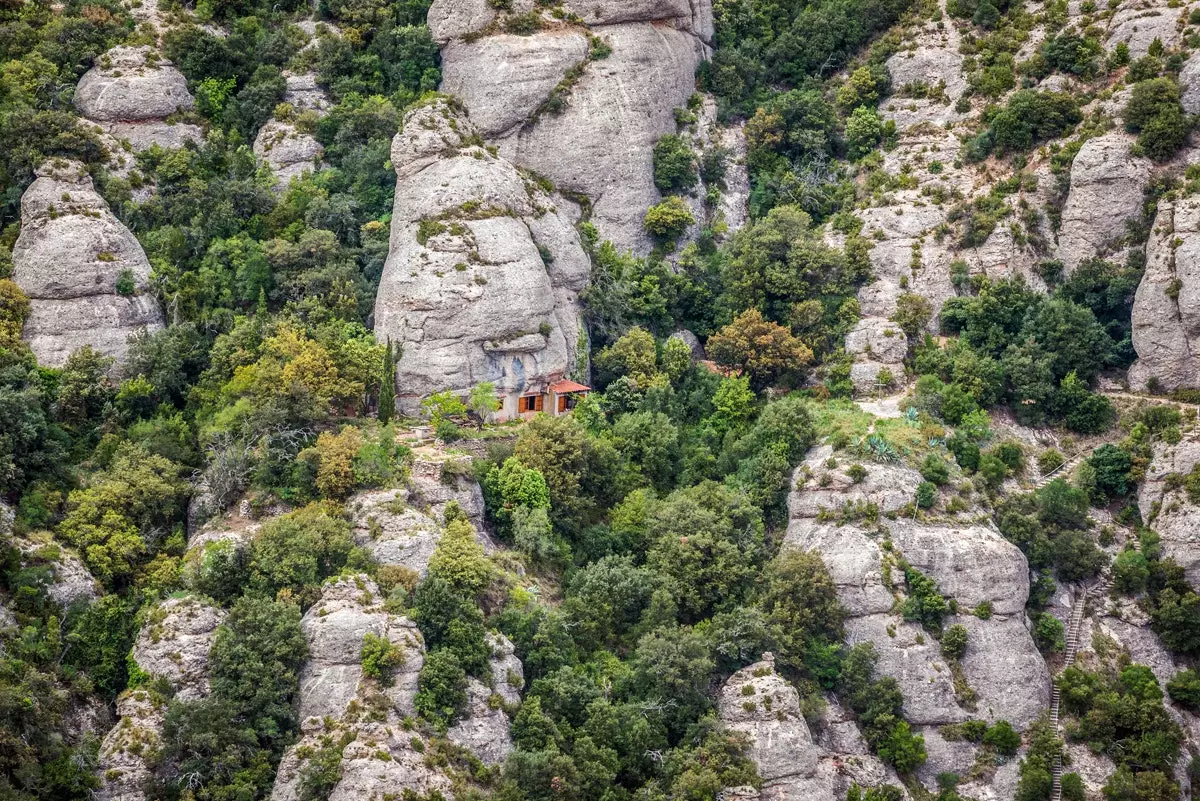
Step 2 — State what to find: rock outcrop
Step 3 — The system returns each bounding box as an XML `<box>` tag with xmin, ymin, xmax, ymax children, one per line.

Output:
<box><xmin>1138</xmin><ymin>438</ymin><xmax>1200</xmax><ymax>585</ymax></box>
<box><xmin>373</xmin><ymin>98</ymin><xmax>590</xmax><ymax>414</ymax></box>
<box><xmin>271</xmin><ymin>576</ymin><xmax>450</xmax><ymax>801</ymax></box>
<box><xmin>74</xmin><ymin>46</ymin><xmax>202</xmax><ymax>151</ymax></box>
<box><xmin>784</xmin><ymin>445</ymin><xmax>1051</xmax><ymax>790</ymax></box>
<box><xmin>719</xmin><ymin>655</ymin><xmax>905</xmax><ymax>801</ymax></box>
<box><xmin>15</xmin><ymin>535</ymin><xmax>101</xmax><ymax>608</ymax></box>
<box><xmin>845</xmin><ymin>317</ymin><xmax>909</xmax><ymax>394</ymax></box>
<box><xmin>447</xmin><ymin>632</ymin><xmax>522</xmax><ymax>765</ymax></box>
<box><xmin>12</xmin><ymin>160</ymin><xmax>164</xmax><ymax>368</ymax></box>
<box><xmin>1056</xmin><ymin>133</ymin><xmax>1151</xmax><ymax>272</ymax></box>
<box><xmin>1129</xmin><ymin>195</ymin><xmax>1200</xmax><ymax>392</ymax></box>
<box><xmin>429</xmin><ymin>1</ymin><xmax>713</xmax><ymax>254</ymax></box>
<box><xmin>95</xmin><ymin>596</ymin><xmax>225</xmax><ymax>801</ymax></box>
<box><xmin>252</xmin><ymin>73</ymin><xmax>331</xmax><ymax>188</ymax></box>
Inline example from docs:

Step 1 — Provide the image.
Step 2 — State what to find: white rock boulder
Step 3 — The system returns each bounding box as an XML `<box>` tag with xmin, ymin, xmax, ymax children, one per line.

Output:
<box><xmin>12</xmin><ymin>160</ymin><xmax>164</xmax><ymax>367</ymax></box>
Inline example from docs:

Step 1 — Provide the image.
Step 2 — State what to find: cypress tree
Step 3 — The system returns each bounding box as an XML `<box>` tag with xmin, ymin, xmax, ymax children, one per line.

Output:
<box><xmin>379</xmin><ymin>339</ymin><xmax>396</xmax><ymax>424</ymax></box>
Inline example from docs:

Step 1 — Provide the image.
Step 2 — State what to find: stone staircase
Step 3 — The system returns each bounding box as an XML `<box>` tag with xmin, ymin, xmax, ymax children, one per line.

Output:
<box><xmin>1049</xmin><ymin>567</ymin><xmax>1116</xmax><ymax>801</ymax></box>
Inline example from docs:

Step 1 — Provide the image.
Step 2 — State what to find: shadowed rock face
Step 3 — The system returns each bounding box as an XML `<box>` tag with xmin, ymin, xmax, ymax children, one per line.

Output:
<box><xmin>428</xmin><ymin>1</ymin><xmax>712</xmax><ymax>255</ymax></box>
<box><xmin>12</xmin><ymin>160</ymin><xmax>164</xmax><ymax>368</ymax></box>
<box><xmin>373</xmin><ymin>99</ymin><xmax>589</xmax><ymax>412</ymax></box>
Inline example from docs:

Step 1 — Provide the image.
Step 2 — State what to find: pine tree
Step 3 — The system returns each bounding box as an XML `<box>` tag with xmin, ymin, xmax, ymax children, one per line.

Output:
<box><xmin>379</xmin><ymin>339</ymin><xmax>396</xmax><ymax>424</ymax></box>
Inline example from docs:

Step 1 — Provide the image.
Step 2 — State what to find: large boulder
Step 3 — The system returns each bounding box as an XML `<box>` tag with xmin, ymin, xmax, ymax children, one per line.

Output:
<box><xmin>74</xmin><ymin>46</ymin><xmax>202</xmax><ymax>151</ymax></box>
<box><xmin>12</xmin><ymin>160</ymin><xmax>164</xmax><ymax>367</ymax></box>
<box><xmin>1129</xmin><ymin>196</ymin><xmax>1200</xmax><ymax>392</ymax></box>
<box><xmin>252</xmin><ymin>73</ymin><xmax>332</xmax><ymax>188</ymax></box>
<box><xmin>373</xmin><ymin>98</ymin><xmax>590</xmax><ymax>414</ymax></box>
<box><xmin>429</xmin><ymin>2</ymin><xmax>712</xmax><ymax>254</ymax></box>
<box><xmin>447</xmin><ymin>678</ymin><xmax>515</xmax><ymax>765</ymax></box>
<box><xmin>1056</xmin><ymin>134</ymin><xmax>1152</xmax><ymax>273</ymax></box>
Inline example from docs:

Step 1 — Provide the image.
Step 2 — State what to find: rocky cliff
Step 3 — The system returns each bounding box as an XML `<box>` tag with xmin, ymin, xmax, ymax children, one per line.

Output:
<box><xmin>428</xmin><ymin>0</ymin><xmax>713</xmax><ymax>255</ymax></box>
<box><xmin>373</xmin><ymin>98</ymin><xmax>591</xmax><ymax>411</ymax></box>
<box><xmin>95</xmin><ymin>596</ymin><xmax>226</xmax><ymax>801</ymax></box>
<box><xmin>12</xmin><ymin>160</ymin><xmax>164</xmax><ymax>367</ymax></box>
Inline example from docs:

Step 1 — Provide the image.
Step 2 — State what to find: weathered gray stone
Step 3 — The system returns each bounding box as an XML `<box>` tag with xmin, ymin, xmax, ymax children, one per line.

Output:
<box><xmin>374</xmin><ymin>99</ymin><xmax>589</xmax><ymax>413</ymax></box>
<box><xmin>95</xmin><ymin>690</ymin><xmax>167</xmax><ymax>801</ymax></box>
<box><xmin>1129</xmin><ymin>197</ymin><xmax>1200</xmax><ymax>392</ymax></box>
<box><xmin>75</xmin><ymin>46</ymin><xmax>194</xmax><ymax>122</ymax></box>
<box><xmin>1137</xmin><ymin>440</ymin><xmax>1200</xmax><ymax>585</ymax></box>
<box><xmin>253</xmin><ymin>118</ymin><xmax>324</xmax><ymax>187</ymax></box>
<box><xmin>1181</xmin><ymin>52</ymin><xmax>1200</xmax><ymax>115</ymax></box>
<box><xmin>131</xmin><ymin>596</ymin><xmax>226</xmax><ymax>701</ymax></box>
<box><xmin>447</xmin><ymin>678</ymin><xmax>513</xmax><ymax>765</ymax></box>
<box><xmin>441</xmin><ymin>32</ymin><xmax>589</xmax><ymax>137</ymax></box>
<box><xmin>1106</xmin><ymin>7</ymin><xmax>1183</xmax><ymax>57</ymax></box>
<box><xmin>74</xmin><ymin>46</ymin><xmax>202</xmax><ymax>152</ymax></box>
<box><xmin>295</xmin><ymin>575</ymin><xmax>424</xmax><ymax>724</ymax></box>
<box><xmin>16</xmin><ymin>535</ymin><xmax>101</xmax><ymax>608</ymax></box>
<box><xmin>1057</xmin><ymin>134</ymin><xmax>1152</xmax><ymax>272</ymax></box>
<box><xmin>12</xmin><ymin>160</ymin><xmax>164</xmax><ymax>367</ymax></box>
<box><xmin>489</xmin><ymin>631</ymin><xmax>524</xmax><ymax>704</ymax></box>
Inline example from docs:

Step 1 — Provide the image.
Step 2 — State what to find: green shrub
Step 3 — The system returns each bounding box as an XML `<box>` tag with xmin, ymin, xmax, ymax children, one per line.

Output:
<box><xmin>643</xmin><ymin>196</ymin><xmax>695</xmax><ymax>243</ymax></box>
<box><xmin>652</xmin><ymin>134</ymin><xmax>698</xmax><ymax>193</ymax></box>
<box><xmin>941</xmin><ymin>623</ymin><xmax>969</xmax><ymax>659</ymax></box>
<box><xmin>983</xmin><ymin>720</ymin><xmax>1021</xmax><ymax>756</ymax></box>
<box><xmin>1125</xmin><ymin>78</ymin><xmax>1190</xmax><ymax>162</ymax></box>
<box><xmin>361</xmin><ymin>632</ymin><xmax>405</xmax><ymax>685</ymax></box>
<box><xmin>916</xmin><ymin>481</ymin><xmax>936</xmax><ymax>508</ymax></box>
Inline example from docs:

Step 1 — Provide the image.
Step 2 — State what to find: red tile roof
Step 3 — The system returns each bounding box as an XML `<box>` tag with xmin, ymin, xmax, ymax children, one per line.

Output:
<box><xmin>549</xmin><ymin>379</ymin><xmax>591</xmax><ymax>394</ymax></box>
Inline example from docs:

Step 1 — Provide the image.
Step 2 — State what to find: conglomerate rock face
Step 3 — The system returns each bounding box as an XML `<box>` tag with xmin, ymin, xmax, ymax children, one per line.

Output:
<box><xmin>1139</xmin><ymin>439</ymin><xmax>1200</xmax><ymax>586</ymax></box>
<box><xmin>373</xmin><ymin>98</ymin><xmax>591</xmax><ymax>413</ymax></box>
<box><xmin>783</xmin><ymin>445</ymin><xmax>1051</xmax><ymax>792</ymax></box>
<box><xmin>12</xmin><ymin>160</ymin><xmax>164</xmax><ymax>368</ymax></box>
<box><xmin>270</xmin><ymin>575</ymin><xmax>464</xmax><ymax>801</ymax></box>
<box><xmin>1129</xmin><ymin>196</ymin><xmax>1200</xmax><ymax>392</ymax></box>
<box><xmin>74</xmin><ymin>45</ymin><xmax>202</xmax><ymax>151</ymax></box>
<box><xmin>95</xmin><ymin>596</ymin><xmax>226</xmax><ymax>801</ymax></box>
<box><xmin>252</xmin><ymin>73</ymin><xmax>331</xmax><ymax>188</ymax></box>
<box><xmin>428</xmin><ymin>0</ymin><xmax>712</xmax><ymax>255</ymax></box>
<box><xmin>718</xmin><ymin>655</ymin><xmax>905</xmax><ymax>801</ymax></box>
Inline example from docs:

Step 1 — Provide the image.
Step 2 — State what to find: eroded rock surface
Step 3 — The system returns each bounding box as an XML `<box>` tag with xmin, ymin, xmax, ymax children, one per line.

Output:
<box><xmin>252</xmin><ymin>74</ymin><xmax>331</xmax><ymax>188</ymax></box>
<box><xmin>12</xmin><ymin>160</ymin><xmax>164</xmax><ymax>367</ymax></box>
<box><xmin>719</xmin><ymin>655</ymin><xmax>905</xmax><ymax>801</ymax></box>
<box><xmin>96</xmin><ymin>596</ymin><xmax>225</xmax><ymax>801</ymax></box>
<box><xmin>271</xmin><ymin>575</ymin><xmax>450</xmax><ymax>801</ymax></box>
<box><xmin>1129</xmin><ymin>195</ymin><xmax>1200</xmax><ymax>392</ymax></box>
<box><xmin>1138</xmin><ymin>439</ymin><xmax>1200</xmax><ymax>585</ymax></box>
<box><xmin>15</xmin><ymin>534</ymin><xmax>101</xmax><ymax>608</ymax></box>
<box><xmin>1057</xmin><ymin>134</ymin><xmax>1151</xmax><ymax>272</ymax></box>
<box><xmin>74</xmin><ymin>46</ymin><xmax>202</xmax><ymax>151</ymax></box>
<box><xmin>784</xmin><ymin>445</ymin><xmax>1050</xmax><ymax>789</ymax></box>
<box><xmin>429</xmin><ymin>1</ymin><xmax>712</xmax><ymax>254</ymax></box>
<box><xmin>373</xmin><ymin>99</ymin><xmax>590</xmax><ymax>413</ymax></box>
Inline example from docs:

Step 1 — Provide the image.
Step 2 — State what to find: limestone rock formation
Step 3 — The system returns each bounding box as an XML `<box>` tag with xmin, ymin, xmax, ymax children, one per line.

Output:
<box><xmin>429</xmin><ymin>1</ymin><xmax>713</xmax><ymax>254</ymax></box>
<box><xmin>488</xmin><ymin>631</ymin><xmax>524</xmax><ymax>705</ymax></box>
<box><xmin>271</xmin><ymin>576</ymin><xmax>450</xmax><ymax>801</ymax></box>
<box><xmin>295</xmin><ymin>575</ymin><xmax>424</xmax><ymax>724</ymax></box>
<box><xmin>373</xmin><ymin>98</ymin><xmax>590</xmax><ymax>414</ymax></box>
<box><xmin>1105</xmin><ymin>6</ymin><xmax>1183</xmax><ymax>57</ymax></box>
<box><xmin>1138</xmin><ymin>439</ymin><xmax>1200</xmax><ymax>585</ymax></box>
<box><xmin>718</xmin><ymin>655</ymin><xmax>906</xmax><ymax>801</ymax></box>
<box><xmin>12</xmin><ymin>160</ymin><xmax>164</xmax><ymax>367</ymax></box>
<box><xmin>95</xmin><ymin>596</ymin><xmax>225</xmax><ymax>801</ymax></box>
<box><xmin>1129</xmin><ymin>195</ymin><xmax>1200</xmax><ymax>392</ymax></box>
<box><xmin>15</xmin><ymin>535</ymin><xmax>102</xmax><ymax>608</ymax></box>
<box><xmin>1056</xmin><ymin>133</ymin><xmax>1152</xmax><ymax>272</ymax></box>
<box><xmin>74</xmin><ymin>46</ymin><xmax>202</xmax><ymax>151</ymax></box>
<box><xmin>1181</xmin><ymin>52</ymin><xmax>1200</xmax><ymax>115</ymax></box>
<box><xmin>784</xmin><ymin>446</ymin><xmax>1051</xmax><ymax>789</ymax></box>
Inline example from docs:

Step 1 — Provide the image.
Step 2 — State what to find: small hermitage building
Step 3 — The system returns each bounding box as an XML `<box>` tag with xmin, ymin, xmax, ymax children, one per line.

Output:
<box><xmin>496</xmin><ymin>376</ymin><xmax>591</xmax><ymax>422</ymax></box>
